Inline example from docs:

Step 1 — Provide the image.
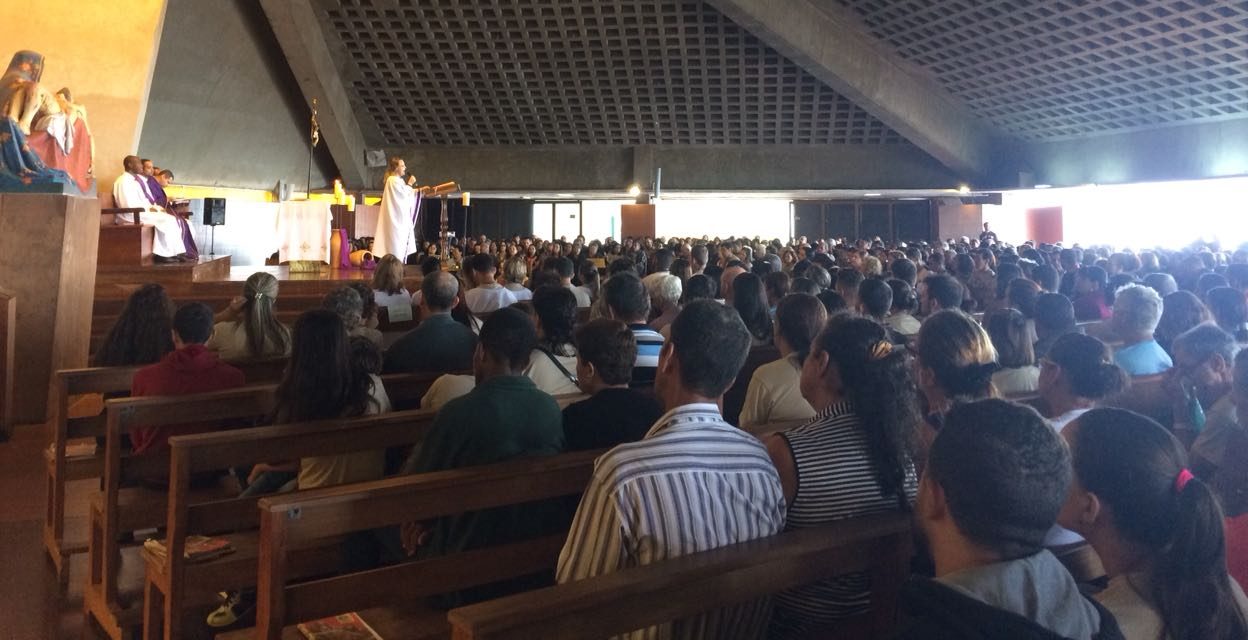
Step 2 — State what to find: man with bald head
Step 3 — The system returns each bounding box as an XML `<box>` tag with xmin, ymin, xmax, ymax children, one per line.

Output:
<box><xmin>384</xmin><ymin>270</ymin><xmax>477</xmax><ymax>373</ymax></box>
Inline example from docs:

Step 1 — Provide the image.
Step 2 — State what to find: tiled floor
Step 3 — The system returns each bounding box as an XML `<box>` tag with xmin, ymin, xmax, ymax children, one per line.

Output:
<box><xmin>0</xmin><ymin>424</ymin><xmax>87</xmax><ymax>640</ymax></box>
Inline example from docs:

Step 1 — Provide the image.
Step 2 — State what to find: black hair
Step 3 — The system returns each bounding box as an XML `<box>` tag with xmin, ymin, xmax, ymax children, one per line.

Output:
<box><xmin>93</xmin><ymin>283</ymin><xmax>175</xmax><ymax>366</ymax></box>
<box><xmin>836</xmin><ymin>268</ymin><xmax>865</xmax><ymax>292</ymax></box>
<box><xmin>1070</xmin><ymin>409</ymin><xmax>1248</xmax><ymax>640</ymax></box>
<box><xmin>478</xmin><ymin>306</ymin><xmax>538</xmax><ymax>371</ymax></box>
<box><xmin>1078</xmin><ymin>265</ymin><xmax>1108</xmax><ymax>291</ymax></box>
<box><xmin>607</xmin><ymin>257</ymin><xmax>637</xmax><ymax>278</ymax></box>
<box><xmin>419</xmin><ymin>256</ymin><xmax>442</xmax><ymax>276</ymax></box>
<box><xmin>346</xmin><ymin>282</ymin><xmax>378</xmax><ymax>323</ymax></box>
<box><xmin>775</xmin><ymin>293</ymin><xmax>826</xmax><ymax>361</ymax></box>
<box><xmin>790</xmin><ymin>277</ymin><xmax>820</xmax><ymax>296</ymax></box>
<box><xmin>858</xmin><ymin>278</ymin><xmax>893</xmax><ymax>319</ymax></box>
<box><xmin>1035</xmin><ymin>292</ymin><xmax>1077</xmax><ymax>334</ymax></box>
<box><xmin>173</xmin><ymin>302</ymin><xmax>214</xmax><ymax>345</ymax></box>
<box><xmin>1047</xmin><ymin>333</ymin><xmax>1129</xmax><ymax>399</ymax></box>
<box><xmin>1198</xmin><ymin>272</ymin><xmax>1231</xmax><ymax>300</ymax></box>
<box><xmin>817</xmin><ymin>289</ymin><xmax>848</xmax><ymax>315</ymax></box>
<box><xmin>806</xmin><ymin>264</ymin><xmax>832</xmax><ymax>291</ymax></box>
<box><xmin>349</xmin><ymin>335</ymin><xmax>383</xmax><ymax>375</ymax></box>
<box><xmin>603</xmin><ymin>273</ymin><xmax>650</xmax><ymax>323</ymax></box>
<box><xmin>1157</xmin><ymin>291</ymin><xmax>1211</xmax><ymax>354</ymax></box>
<box><xmin>890</xmin><ymin>258</ymin><xmax>917</xmax><ymax>285</ymax></box>
<box><xmin>531</xmin><ymin>285</ymin><xmax>577</xmax><ymax>357</ymax></box>
<box><xmin>681</xmin><ymin>274</ymin><xmax>716</xmax><ymax>304</ymax></box>
<box><xmin>653</xmin><ymin>248</ymin><xmax>674</xmax><ymax>272</ymax></box>
<box><xmin>543</xmin><ymin>256</ymin><xmax>575</xmax><ymax>279</ymax></box>
<box><xmin>888</xmin><ymin>279</ymin><xmax>918</xmax><ymax>314</ymax></box>
<box><xmin>274</xmin><ymin>310</ymin><xmax>374</xmax><ymax>423</ymax></box>
<box><xmin>813</xmin><ymin>315</ymin><xmax>919</xmax><ymax>510</ymax></box>
<box><xmin>924</xmin><ymin>274</ymin><xmax>964</xmax><ymax>311</ymax></box>
<box><xmin>1031</xmin><ymin>264</ymin><xmax>1060</xmax><ymax>292</ymax></box>
<box><xmin>995</xmin><ymin>263</ymin><xmax>1023</xmax><ymax>301</ymax></box>
<box><xmin>930</xmin><ymin>399</ymin><xmax>1071</xmax><ymax>558</ymax></box>
<box><xmin>1207</xmin><ymin>287</ymin><xmax>1248</xmax><ymax>342</ymax></box>
<box><xmin>730</xmin><ymin>273</ymin><xmax>773</xmax><ymax>342</ymax></box>
<box><xmin>1006</xmin><ymin>278</ymin><xmax>1041</xmax><ymax>319</ymax></box>
<box><xmin>669</xmin><ymin>299</ymin><xmax>751</xmax><ymax>398</ymax></box>
<box><xmin>764</xmin><ymin>270</ymin><xmax>791</xmax><ymax>303</ymax></box>
<box><xmin>574</xmin><ymin>319</ymin><xmax>636</xmax><ymax>386</ymax></box>
<box><xmin>467</xmin><ymin>252</ymin><xmax>497</xmax><ymax>274</ymax></box>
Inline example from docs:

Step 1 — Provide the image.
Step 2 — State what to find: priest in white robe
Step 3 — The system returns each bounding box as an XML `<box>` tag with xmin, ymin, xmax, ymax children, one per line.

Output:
<box><xmin>373</xmin><ymin>157</ymin><xmax>422</xmax><ymax>261</ymax></box>
<box><xmin>110</xmin><ymin>155</ymin><xmax>186</xmax><ymax>262</ymax></box>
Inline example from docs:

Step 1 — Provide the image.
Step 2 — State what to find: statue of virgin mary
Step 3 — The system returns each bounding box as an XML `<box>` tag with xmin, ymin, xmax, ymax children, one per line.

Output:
<box><xmin>0</xmin><ymin>51</ymin><xmax>83</xmax><ymax>192</ymax></box>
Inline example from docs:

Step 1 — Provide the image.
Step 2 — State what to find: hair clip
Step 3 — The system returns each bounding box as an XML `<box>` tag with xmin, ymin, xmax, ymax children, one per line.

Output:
<box><xmin>254</xmin><ymin>292</ymin><xmax>264</xmax><ymax>301</ymax></box>
<box><xmin>870</xmin><ymin>340</ymin><xmax>893</xmax><ymax>361</ymax></box>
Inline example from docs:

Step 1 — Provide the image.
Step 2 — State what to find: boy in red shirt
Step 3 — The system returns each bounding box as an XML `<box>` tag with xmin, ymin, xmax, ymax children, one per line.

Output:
<box><xmin>130</xmin><ymin>302</ymin><xmax>246</xmax><ymax>454</ymax></box>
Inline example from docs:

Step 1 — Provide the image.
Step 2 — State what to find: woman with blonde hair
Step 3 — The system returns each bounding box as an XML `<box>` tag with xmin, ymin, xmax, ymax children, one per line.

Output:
<box><xmin>502</xmin><ymin>255</ymin><xmax>533</xmax><ymax>301</ymax></box>
<box><xmin>915</xmin><ymin>309</ymin><xmax>998</xmax><ymax>439</ymax></box>
<box><xmin>370</xmin><ymin>254</ymin><xmax>412</xmax><ymax>308</ymax></box>
<box><xmin>206</xmin><ymin>272</ymin><xmax>292</xmax><ymax>361</ymax></box>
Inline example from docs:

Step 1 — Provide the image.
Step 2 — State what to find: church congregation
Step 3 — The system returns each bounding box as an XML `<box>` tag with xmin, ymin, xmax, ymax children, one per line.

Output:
<box><xmin>4</xmin><ymin>1</ymin><xmax>1248</xmax><ymax>639</ymax></box>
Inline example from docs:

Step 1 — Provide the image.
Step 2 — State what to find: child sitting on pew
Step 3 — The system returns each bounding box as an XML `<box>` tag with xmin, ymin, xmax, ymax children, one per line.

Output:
<box><xmin>130</xmin><ymin>302</ymin><xmax>245</xmax><ymax>455</ymax></box>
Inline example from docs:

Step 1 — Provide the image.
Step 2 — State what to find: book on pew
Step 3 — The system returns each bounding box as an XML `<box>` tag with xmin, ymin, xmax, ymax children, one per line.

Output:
<box><xmin>48</xmin><ymin>441</ymin><xmax>97</xmax><ymax>458</ymax></box>
<box><xmin>142</xmin><ymin>535</ymin><xmax>235</xmax><ymax>563</ymax></box>
<box><xmin>297</xmin><ymin>612</ymin><xmax>384</xmax><ymax>640</ymax></box>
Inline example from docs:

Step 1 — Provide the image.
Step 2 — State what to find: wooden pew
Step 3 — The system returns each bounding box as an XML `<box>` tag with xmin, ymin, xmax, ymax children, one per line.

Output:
<box><xmin>220</xmin><ymin>450</ymin><xmax>601</xmax><ymax>640</ymax></box>
<box><xmin>141</xmin><ymin>393</ymin><xmax>586</xmax><ymax>640</ymax></box>
<box><xmin>722</xmin><ymin>345</ymin><xmax>782</xmax><ymax>427</ymax></box>
<box><xmin>79</xmin><ymin>372</ymin><xmax>461</xmax><ymax>639</ymax></box>
<box><xmin>447</xmin><ymin>512</ymin><xmax>913</xmax><ymax>640</ymax></box>
<box><xmin>43</xmin><ymin>359</ymin><xmax>289</xmax><ymax>582</ymax></box>
<box><xmin>1103</xmin><ymin>373</ymin><xmax>1171</xmax><ymax>430</ymax></box>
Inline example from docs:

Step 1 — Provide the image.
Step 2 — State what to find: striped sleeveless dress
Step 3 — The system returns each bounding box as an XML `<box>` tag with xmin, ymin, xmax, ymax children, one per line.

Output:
<box><xmin>768</xmin><ymin>401</ymin><xmax>918</xmax><ymax>639</ymax></box>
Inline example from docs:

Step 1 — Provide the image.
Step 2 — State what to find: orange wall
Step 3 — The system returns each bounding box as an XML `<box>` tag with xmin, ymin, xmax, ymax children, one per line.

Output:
<box><xmin>0</xmin><ymin>1</ymin><xmax>167</xmax><ymax>188</ymax></box>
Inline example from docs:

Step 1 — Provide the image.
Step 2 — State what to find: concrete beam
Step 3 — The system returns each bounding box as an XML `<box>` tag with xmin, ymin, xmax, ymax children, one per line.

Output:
<box><xmin>387</xmin><ymin>144</ymin><xmax>959</xmax><ymax>192</ymax></box>
<box><xmin>259</xmin><ymin>0</ymin><xmax>368</xmax><ymax>188</ymax></box>
<box><xmin>707</xmin><ymin>0</ymin><xmax>1000</xmax><ymax>180</ymax></box>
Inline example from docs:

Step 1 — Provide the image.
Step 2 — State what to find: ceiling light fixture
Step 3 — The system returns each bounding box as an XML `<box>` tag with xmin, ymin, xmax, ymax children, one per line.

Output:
<box><xmin>863</xmin><ymin>192</ymin><xmax>882</xmax><ymax>197</ymax></box>
<box><xmin>556</xmin><ymin>193</ymin><xmax>574</xmax><ymax>198</ymax></box>
<box><xmin>1034</xmin><ymin>184</ymin><xmax>1052</xmax><ymax>189</ymax></box>
<box><xmin>957</xmin><ymin>184</ymin><xmax>971</xmax><ymax>194</ymax></box>
<box><xmin>627</xmin><ymin>184</ymin><xmax>642</xmax><ymax>197</ymax></box>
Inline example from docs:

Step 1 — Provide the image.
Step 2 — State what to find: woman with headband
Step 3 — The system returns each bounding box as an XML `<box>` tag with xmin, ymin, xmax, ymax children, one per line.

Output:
<box><xmin>763</xmin><ymin>314</ymin><xmax>921</xmax><ymax>638</ymax></box>
<box><xmin>1059</xmin><ymin>408</ymin><xmax>1248</xmax><ymax>639</ymax></box>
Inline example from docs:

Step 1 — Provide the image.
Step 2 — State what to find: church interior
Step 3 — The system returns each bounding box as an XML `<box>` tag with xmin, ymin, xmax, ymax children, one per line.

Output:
<box><xmin>2</xmin><ymin>0</ymin><xmax>1248</xmax><ymax>638</ymax></box>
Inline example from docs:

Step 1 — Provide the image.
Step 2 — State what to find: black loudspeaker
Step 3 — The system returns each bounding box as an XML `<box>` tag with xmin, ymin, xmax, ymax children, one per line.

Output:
<box><xmin>203</xmin><ymin>198</ymin><xmax>226</xmax><ymax>226</ymax></box>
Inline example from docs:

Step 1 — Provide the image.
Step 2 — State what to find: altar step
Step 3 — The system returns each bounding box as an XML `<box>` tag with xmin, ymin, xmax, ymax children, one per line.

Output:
<box><xmin>95</xmin><ymin>255</ymin><xmax>232</xmax><ymax>289</ymax></box>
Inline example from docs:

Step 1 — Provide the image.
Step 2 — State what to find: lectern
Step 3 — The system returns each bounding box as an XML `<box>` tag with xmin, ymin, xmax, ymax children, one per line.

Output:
<box><xmin>0</xmin><ymin>194</ymin><xmax>99</xmax><ymax>424</ymax></box>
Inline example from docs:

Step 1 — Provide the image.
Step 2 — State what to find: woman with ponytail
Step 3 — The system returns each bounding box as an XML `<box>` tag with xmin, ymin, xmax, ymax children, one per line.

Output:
<box><xmin>764</xmin><ymin>313</ymin><xmax>920</xmax><ymax>638</ymax></box>
<box><xmin>207</xmin><ymin>272</ymin><xmax>292</xmax><ymax>361</ymax></box>
<box><xmin>915</xmin><ymin>309</ymin><xmax>999</xmax><ymax>428</ymax></box>
<box><xmin>1059</xmin><ymin>408</ymin><xmax>1248</xmax><ymax>640</ymax></box>
<box><xmin>1038</xmin><ymin>332</ymin><xmax>1130</xmax><ymax>431</ymax></box>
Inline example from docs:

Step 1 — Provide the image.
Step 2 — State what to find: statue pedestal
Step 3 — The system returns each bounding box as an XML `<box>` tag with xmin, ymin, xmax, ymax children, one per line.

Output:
<box><xmin>0</xmin><ymin>194</ymin><xmax>99</xmax><ymax>424</ymax></box>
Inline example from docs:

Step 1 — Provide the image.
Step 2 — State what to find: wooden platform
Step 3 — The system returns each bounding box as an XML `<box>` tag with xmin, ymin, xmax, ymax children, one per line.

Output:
<box><xmin>95</xmin><ymin>255</ymin><xmax>232</xmax><ymax>288</ymax></box>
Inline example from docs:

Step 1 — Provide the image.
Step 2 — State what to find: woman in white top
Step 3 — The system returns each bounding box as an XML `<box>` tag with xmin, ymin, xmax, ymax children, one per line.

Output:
<box><xmin>206</xmin><ymin>272</ymin><xmax>291</xmax><ymax>361</ymax></box>
<box><xmin>1058</xmin><ymin>408</ymin><xmax>1248</xmax><ymax>640</ymax></box>
<box><xmin>522</xmin><ymin>286</ymin><xmax>580</xmax><ymax>396</ymax></box>
<box><xmin>370</xmin><ymin>254</ymin><xmax>414</xmax><ymax>308</ymax></box>
<box><xmin>984</xmin><ymin>308</ymin><xmax>1041</xmax><ymax>397</ymax></box>
<box><xmin>740</xmin><ymin>293</ymin><xmax>826</xmax><ymax>431</ymax></box>
<box><xmin>502</xmin><ymin>256</ymin><xmax>533</xmax><ymax>302</ymax></box>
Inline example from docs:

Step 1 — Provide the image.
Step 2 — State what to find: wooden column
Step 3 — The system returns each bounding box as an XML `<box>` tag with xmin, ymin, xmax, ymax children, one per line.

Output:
<box><xmin>620</xmin><ymin>204</ymin><xmax>656</xmax><ymax>239</ymax></box>
<box><xmin>0</xmin><ymin>194</ymin><xmax>100</xmax><ymax>425</ymax></box>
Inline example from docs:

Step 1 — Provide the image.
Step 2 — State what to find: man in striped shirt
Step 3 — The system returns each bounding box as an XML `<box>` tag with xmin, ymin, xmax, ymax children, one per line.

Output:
<box><xmin>557</xmin><ymin>300</ymin><xmax>786</xmax><ymax>639</ymax></box>
<box><xmin>602</xmin><ymin>273</ymin><xmax>664</xmax><ymax>386</ymax></box>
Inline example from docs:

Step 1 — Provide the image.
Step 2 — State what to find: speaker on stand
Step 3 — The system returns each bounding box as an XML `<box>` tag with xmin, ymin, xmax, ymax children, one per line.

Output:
<box><xmin>202</xmin><ymin>197</ymin><xmax>226</xmax><ymax>256</ymax></box>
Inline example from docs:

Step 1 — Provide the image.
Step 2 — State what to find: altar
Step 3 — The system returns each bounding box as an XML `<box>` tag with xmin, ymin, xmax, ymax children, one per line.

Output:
<box><xmin>180</xmin><ymin>199</ymin><xmax>347</xmax><ymax>266</ymax></box>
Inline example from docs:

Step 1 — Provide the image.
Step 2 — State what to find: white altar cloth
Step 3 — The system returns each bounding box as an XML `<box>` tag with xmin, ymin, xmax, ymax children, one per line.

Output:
<box><xmin>276</xmin><ymin>201</ymin><xmax>333</xmax><ymax>263</ymax></box>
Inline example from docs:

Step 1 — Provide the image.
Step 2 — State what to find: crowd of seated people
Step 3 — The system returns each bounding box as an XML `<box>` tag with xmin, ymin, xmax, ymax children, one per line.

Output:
<box><xmin>88</xmin><ymin>228</ymin><xmax>1248</xmax><ymax>638</ymax></box>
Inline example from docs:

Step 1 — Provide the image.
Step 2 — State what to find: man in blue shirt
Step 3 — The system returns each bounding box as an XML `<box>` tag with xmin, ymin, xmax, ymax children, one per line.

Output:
<box><xmin>1111</xmin><ymin>284</ymin><xmax>1172</xmax><ymax>376</ymax></box>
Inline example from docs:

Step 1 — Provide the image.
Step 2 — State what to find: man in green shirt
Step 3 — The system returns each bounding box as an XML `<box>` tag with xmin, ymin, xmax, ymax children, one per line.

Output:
<box><xmin>400</xmin><ymin>306</ymin><xmax>566</xmax><ymax>601</ymax></box>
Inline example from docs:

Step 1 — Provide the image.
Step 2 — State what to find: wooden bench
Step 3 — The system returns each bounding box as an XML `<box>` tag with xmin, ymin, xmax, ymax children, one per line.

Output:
<box><xmin>77</xmin><ymin>372</ymin><xmax>456</xmax><ymax>639</ymax></box>
<box><xmin>43</xmin><ymin>359</ymin><xmax>289</xmax><ymax>582</ymax></box>
<box><xmin>222</xmin><ymin>450</ymin><xmax>601</xmax><ymax>640</ymax></box>
<box><xmin>722</xmin><ymin>345</ymin><xmax>782</xmax><ymax>427</ymax></box>
<box><xmin>447</xmin><ymin>512</ymin><xmax>913</xmax><ymax>640</ymax></box>
<box><xmin>99</xmin><ymin>206</ymin><xmax>154</xmax><ymax>266</ymax></box>
<box><xmin>140</xmin><ymin>393</ymin><xmax>587</xmax><ymax>640</ymax></box>
<box><xmin>1103</xmin><ymin>373</ymin><xmax>1170</xmax><ymax>431</ymax></box>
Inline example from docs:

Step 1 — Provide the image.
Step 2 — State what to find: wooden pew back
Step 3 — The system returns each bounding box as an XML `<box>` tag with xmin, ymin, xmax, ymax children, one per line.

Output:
<box><xmin>447</xmin><ymin>512</ymin><xmax>913</xmax><ymax>640</ymax></box>
<box><xmin>253</xmin><ymin>450</ymin><xmax>602</xmax><ymax>638</ymax></box>
<box><xmin>1103</xmin><ymin>373</ymin><xmax>1171</xmax><ymax>428</ymax></box>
